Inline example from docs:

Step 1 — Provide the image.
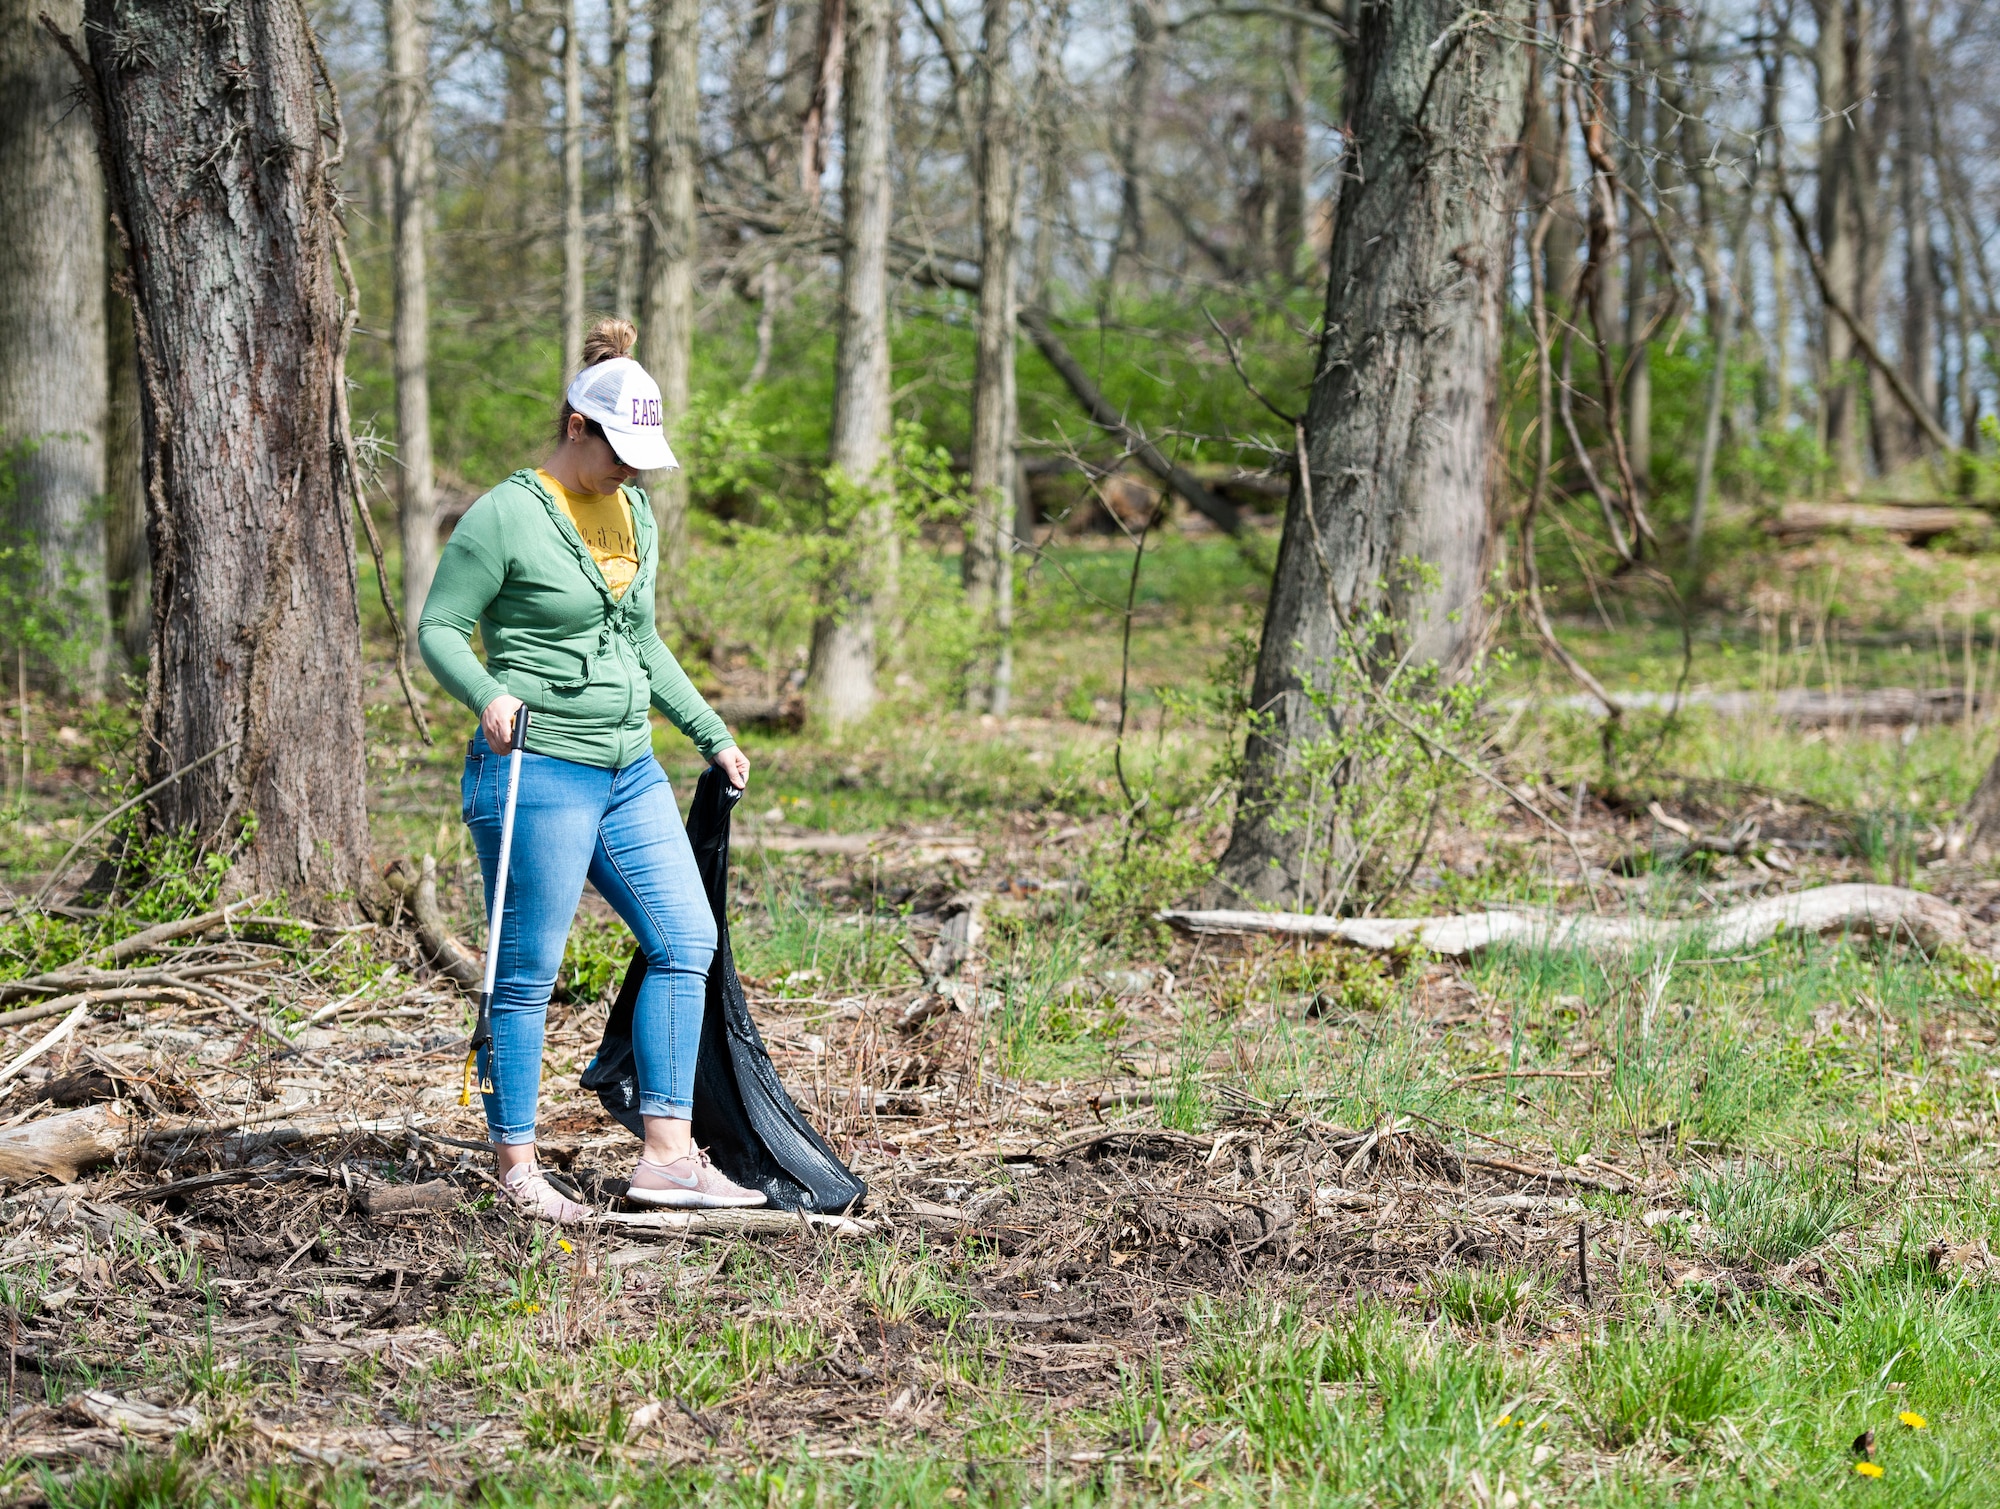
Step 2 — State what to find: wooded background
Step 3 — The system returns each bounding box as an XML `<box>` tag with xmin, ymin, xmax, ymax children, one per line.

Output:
<box><xmin>3</xmin><ymin>0</ymin><xmax>1999</xmax><ymax>900</ymax></box>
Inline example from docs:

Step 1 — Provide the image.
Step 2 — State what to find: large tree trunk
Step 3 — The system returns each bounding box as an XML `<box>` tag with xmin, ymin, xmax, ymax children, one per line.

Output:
<box><xmin>1271</xmin><ymin>20</ymin><xmax>1308</xmax><ymax>282</ymax></box>
<box><xmin>560</xmin><ymin>0</ymin><xmax>586</xmax><ymax>375</ymax></box>
<box><xmin>963</xmin><ymin>0</ymin><xmax>1019</xmax><ymax>716</ymax></box>
<box><xmin>641</xmin><ymin>0</ymin><xmax>699</xmax><ymax>583</ymax></box>
<box><xmin>1621</xmin><ymin>3</ymin><xmax>1659</xmax><ymax>520</ymax></box>
<box><xmin>609</xmin><ymin>0</ymin><xmax>638</xmax><ymax>316</ymax></box>
<box><xmin>806</xmin><ymin>0</ymin><xmax>893</xmax><ymax>726</ymax></box>
<box><xmin>0</xmin><ymin>0</ymin><xmax>109</xmax><ymax>694</ymax></box>
<box><xmin>1521</xmin><ymin>45</ymin><xmax>1578</xmax><ymax>316</ymax></box>
<box><xmin>1689</xmin><ymin>16</ymin><xmax>1781</xmax><ymax>573</ymax></box>
<box><xmin>490</xmin><ymin>0</ymin><xmax>554</xmax><ymax>299</ymax></box>
<box><xmin>1814</xmin><ymin>0</ymin><xmax>1871</xmax><ymax>492</ymax></box>
<box><xmin>1025</xmin><ymin>0</ymin><xmax>1067</xmax><ymax>305</ymax></box>
<box><xmin>1888</xmin><ymin>0</ymin><xmax>1935</xmax><ymax>467</ymax></box>
<box><xmin>1209</xmin><ymin>0</ymin><xmax>1525</xmax><ymax>908</ymax></box>
<box><xmin>1104</xmin><ymin>0</ymin><xmax>1160</xmax><ymax>288</ymax></box>
<box><xmin>384</xmin><ymin>0</ymin><xmax>437</xmax><ymax>622</ymax></box>
<box><xmin>104</xmin><ymin>239</ymin><xmax>148</xmax><ymax>670</ymax></box>
<box><xmin>75</xmin><ymin>0</ymin><xmax>371</xmax><ymax>902</ymax></box>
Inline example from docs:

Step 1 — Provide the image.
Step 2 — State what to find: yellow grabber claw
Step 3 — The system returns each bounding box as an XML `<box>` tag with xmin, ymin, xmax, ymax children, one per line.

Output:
<box><xmin>460</xmin><ymin>1046</ymin><xmax>477</xmax><ymax>1107</ymax></box>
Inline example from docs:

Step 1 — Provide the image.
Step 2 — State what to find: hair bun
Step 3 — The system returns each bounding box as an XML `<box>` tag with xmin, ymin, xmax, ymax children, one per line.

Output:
<box><xmin>581</xmin><ymin>316</ymin><xmax>638</xmax><ymax>366</ymax></box>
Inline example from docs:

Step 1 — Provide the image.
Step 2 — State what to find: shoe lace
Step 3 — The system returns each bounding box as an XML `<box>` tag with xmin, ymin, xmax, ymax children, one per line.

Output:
<box><xmin>504</xmin><ymin>1166</ymin><xmax>585</xmax><ymax>1210</ymax></box>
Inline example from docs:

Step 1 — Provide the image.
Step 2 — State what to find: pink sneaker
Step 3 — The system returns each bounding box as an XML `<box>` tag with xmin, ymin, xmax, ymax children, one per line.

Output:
<box><xmin>627</xmin><ymin>1149</ymin><xmax>768</xmax><ymax>1210</ymax></box>
<box><xmin>501</xmin><ymin>1164</ymin><xmax>596</xmax><ymax>1225</ymax></box>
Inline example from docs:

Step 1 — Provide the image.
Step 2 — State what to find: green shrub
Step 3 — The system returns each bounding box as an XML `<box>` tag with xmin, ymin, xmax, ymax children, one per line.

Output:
<box><xmin>1682</xmin><ymin>1159</ymin><xmax>1861</xmax><ymax>1267</ymax></box>
<box><xmin>1573</xmin><ymin>1325</ymin><xmax>1752</xmax><ymax>1449</ymax></box>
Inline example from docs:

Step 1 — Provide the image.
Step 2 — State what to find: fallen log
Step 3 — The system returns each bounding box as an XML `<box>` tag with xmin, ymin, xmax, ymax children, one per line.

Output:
<box><xmin>1766</xmin><ymin>500</ymin><xmax>1989</xmax><ymax>545</ymax></box>
<box><xmin>361</xmin><ymin>1180</ymin><xmax>464</xmax><ymax>1217</ymax></box>
<box><xmin>0</xmin><ymin>1101</ymin><xmax>130</xmax><ymax>1184</ymax></box>
<box><xmin>383</xmin><ymin>855</ymin><xmax>481</xmax><ymax>989</ymax></box>
<box><xmin>0</xmin><ymin>985</ymin><xmax>202</xmax><ymax>1033</ymax></box>
<box><xmin>1160</xmin><ymin>883</ymin><xmax>1970</xmax><ymax>959</ymax></box>
<box><xmin>73</xmin><ymin>1389</ymin><xmax>204</xmax><ymax>1440</ymax></box>
<box><xmin>0</xmin><ymin>895</ymin><xmax>268</xmax><ymax>1004</ymax></box>
<box><xmin>1520</xmin><ymin>685</ymin><xmax>1983</xmax><ymax>726</ymax></box>
<box><xmin>734</xmin><ymin>829</ymin><xmax>875</xmax><ymax>856</ymax></box>
<box><xmin>709</xmin><ymin>695</ymin><xmax>806</xmax><ymax>733</ymax></box>
<box><xmin>0</xmin><ymin>1004</ymin><xmax>89</xmax><ymax>1085</ymax></box>
<box><xmin>595</xmin><ymin>1207</ymin><xmax>874</xmax><ymax>1237</ymax></box>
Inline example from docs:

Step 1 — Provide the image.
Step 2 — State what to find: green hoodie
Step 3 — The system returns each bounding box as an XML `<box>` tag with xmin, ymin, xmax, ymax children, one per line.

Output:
<box><xmin>417</xmin><ymin>469</ymin><xmax>734</xmax><ymax>769</ymax></box>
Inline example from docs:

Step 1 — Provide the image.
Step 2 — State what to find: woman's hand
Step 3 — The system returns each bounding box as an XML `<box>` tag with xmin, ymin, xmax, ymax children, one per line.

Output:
<box><xmin>711</xmin><ymin>746</ymin><xmax>750</xmax><ymax>790</ymax></box>
<box><xmin>482</xmin><ymin>694</ymin><xmax>527</xmax><ymax>754</ymax></box>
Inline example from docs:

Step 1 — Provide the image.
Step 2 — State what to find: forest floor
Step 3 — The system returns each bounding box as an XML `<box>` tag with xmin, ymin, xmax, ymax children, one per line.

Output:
<box><xmin>7</xmin><ymin>531</ymin><xmax>2000</xmax><ymax>1505</ymax></box>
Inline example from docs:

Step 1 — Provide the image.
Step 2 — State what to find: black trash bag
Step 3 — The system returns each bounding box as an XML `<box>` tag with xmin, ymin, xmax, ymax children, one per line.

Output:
<box><xmin>579</xmin><ymin>766</ymin><xmax>866</xmax><ymax>1214</ymax></box>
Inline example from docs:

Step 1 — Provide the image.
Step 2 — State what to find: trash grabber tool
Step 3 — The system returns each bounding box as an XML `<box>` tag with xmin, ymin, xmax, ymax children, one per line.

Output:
<box><xmin>462</xmin><ymin>705</ymin><xmax>529</xmax><ymax>1107</ymax></box>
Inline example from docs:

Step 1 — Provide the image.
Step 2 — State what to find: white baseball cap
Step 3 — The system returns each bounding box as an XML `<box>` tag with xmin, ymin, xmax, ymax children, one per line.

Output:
<box><xmin>565</xmin><ymin>357</ymin><xmax>679</xmax><ymax>472</ymax></box>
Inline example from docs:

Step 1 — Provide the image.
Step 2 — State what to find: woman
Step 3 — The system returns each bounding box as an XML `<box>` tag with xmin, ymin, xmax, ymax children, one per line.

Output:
<box><xmin>418</xmin><ymin>317</ymin><xmax>764</xmax><ymax>1224</ymax></box>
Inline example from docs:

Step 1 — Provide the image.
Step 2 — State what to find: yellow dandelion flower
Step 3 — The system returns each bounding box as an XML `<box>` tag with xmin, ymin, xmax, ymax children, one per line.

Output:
<box><xmin>1496</xmin><ymin>1415</ymin><xmax>1511</xmax><ymax>1427</ymax></box>
<box><xmin>558</xmin><ymin>1238</ymin><xmax>574</xmax><ymax>1253</ymax></box>
<box><xmin>1898</xmin><ymin>1411</ymin><xmax>1926</xmax><ymax>1430</ymax></box>
<box><xmin>1855</xmin><ymin>1462</ymin><xmax>1884</xmax><ymax>1479</ymax></box>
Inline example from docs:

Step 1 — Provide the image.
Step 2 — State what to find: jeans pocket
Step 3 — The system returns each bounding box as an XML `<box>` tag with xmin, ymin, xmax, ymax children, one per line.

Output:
<box><xmin>460</xmin><ymin>756</ymin><xmax>483</xmax><ymax>825</ymax></box>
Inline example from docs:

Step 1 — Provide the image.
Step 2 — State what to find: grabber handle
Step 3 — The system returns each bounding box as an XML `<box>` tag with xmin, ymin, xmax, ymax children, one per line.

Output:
<box><xmin>461</xmin><ymin>705</ymin><xmax>528</xmax><ymax>1106</ymax></box>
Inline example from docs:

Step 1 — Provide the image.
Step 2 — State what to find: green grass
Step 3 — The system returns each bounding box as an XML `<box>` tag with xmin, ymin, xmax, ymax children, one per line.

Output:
<box><xmin>22</xmin><ymin>517</ymin><xmax>2000</xmax><ymax>1502</ymax></box>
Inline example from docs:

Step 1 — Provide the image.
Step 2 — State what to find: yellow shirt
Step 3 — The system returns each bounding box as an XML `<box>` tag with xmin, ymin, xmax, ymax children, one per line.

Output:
<box><xmin>537</xmin><ymin>469</ymin><xmax>638</xmax><ymax>600</ymax></box>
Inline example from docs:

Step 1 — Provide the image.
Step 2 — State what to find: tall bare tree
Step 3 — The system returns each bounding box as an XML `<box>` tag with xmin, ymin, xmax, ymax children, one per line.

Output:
<box><xmin>62</xmin><ymin>0</ymin><xmax>371</xmax><ymax>899</ymax></box>
<box><xmin>1210</xmin><ymin>0</ymin><xmax>1526</xmax><ymax>906</ymax></box>
<box><xmin>488</xmin><ymin>0</ymin><xmax>554</xmax><ymax>295</ymax></box>
<box><xmin>1814</xmin><ymin>0</ymin><xmax>1872</xmax><ymax>491</ymax></box>
<box><xmin>104</xmin><ymin>247</ymin><xmax>147</xmax><ymax>667</ymax></box>
<box><xmin>807</xmin><ymin>0</ymin><xmax>894</xmax><ymax>725</ymax></box>
<box><xmin>561</xmin><ymin>0</ymin><xmax>586</xmax><ymax>374</ymax></box>
<box><xmin>1888</xmin><ymin>0</ymin><xmax>1936</xmax><ymax>466</ymax></box>
<box><xmin>1272</xmin><ymin>20</ymin><xmax>1308</xmax><ymax>281</ymax></box>
<box><xmin>1105</xmin><ymin>0</ymin><xmax>1161</xmax><ymax>287</ymax></box>
<box><xmin>1689</xmin><ymin>13</ymin><xmax>1781</xmax><ymax>572</ymax></box>
<box><xmin>384</xmin><ymin>0</ymin><xmax>437</xmax><ymax>620</ymax></box>
<box><xmin>1</xmin><ymin>0</ymin><xmax>109</xmax><ymax>692</ymax></box>
<box><xmin>964</xmin><ymin>0</ymin><xmax>1019</xmax><ymax>715</ymax></box>
<box><xmin>1026</xmin><ymin>0</ymin><xmax>1069</xmax><ymax>305</ymax></box>
<box><xmin>1622</xmin><ymin>7</ymin><xmax>1659</xmax><ymax>516</ymax></box>
<box><xmin>1522</xmin><ymin>46</ymin><xmax>1578</xmax><ymax>315</ymax></box>
<box><xmin>641</xmin><ymin>0</ymin><xmax>700</xmax><ymax>580</ymax></box>
<box><xmin>610</xmin><ymin>0</ymin><xmax>639</xmax><ymax>316</ymax></box>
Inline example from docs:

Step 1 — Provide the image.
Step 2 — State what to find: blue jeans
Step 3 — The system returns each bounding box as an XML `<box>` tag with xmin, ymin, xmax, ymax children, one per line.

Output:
<box><xmin>461</xmin><ymin>732</ymin><xmax>716</xmax><ymax>1145</ymax></box>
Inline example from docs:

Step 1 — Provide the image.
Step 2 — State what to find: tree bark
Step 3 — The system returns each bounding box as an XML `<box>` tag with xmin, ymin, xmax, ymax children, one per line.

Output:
<box><xmin>104</xmin><ymin>238</ymin><xmax>148</xmax><ymax>669</ymax></box>
<box><xmin>1271</xmin><ymin>19</ymin><xmax>1308</xmax><ymax>282</ymax></box>
<box><xmin>384</xmin><ymin>0</ymin><xmax>437</xmax><ymax>622</ymax></box>
<box><xmin>641</xmin><ymin>0</ymin><xmax>699</xmax><ymax>582</ymax></box>
<box><xmin>1889</xmin><ymin>0</ymin><xmax>1935</xmax><ymax>465</ymax></box>
<box><xmin>561</xmin><ymin>0</ymin><xmax>586</xmax><ymax>376</ymax></box>
<box><xmin>1025</xmin><ymin>0</ymin><xmax>1068</xmax><ymax>305</ymax></box>
<box><xmin>1209</xmin><ymin>0</ymin><xmax>1525</xmax><ymax>908</ymax></box>
<box><xmin>1814</xmin><ymin>0</ymin><xmax>1871</xmax><ymax>492</ymax></box>
<box><xmin>0</xmin><ymin>0</ymin><xmax>109</xmax><ymax>693</ymax></box>
<box><xmin>1105</xmin><ymin>0</ymin><xmax>1160</xmax><ymax>288</ymax></box>
<box><xmin>1689</xmin><ymin>19</ymin><xmax>1781</xmax><ymax>573</ymax></box>
<box><xmin>1622</xmin><ymin>3</ymin><xmax>1660</xmax><ymax>517</ymax></box>
<box><xmin>490</xmin><ymin>0</ymin><xmax>553</xmax><ymax>295</ymax></box>
<box><xmin>1521</xmin><ymin>44</ymin><xmax>1577</xmax><ymax>316</ymax></box>
<box><xmin>807</xmin><ymin>0</ymin><xmax>894</xmax><ymax>726</ymax></box>
<box><xmin>963</xmin><ymin>0</ymin><xmax>1018</xmax><ymax>715</ymax></box>
<box><xmin>610</xmin><ymin>0</ymin><xmax>638</xmax><ymax>317</ymax></box>
<box><xmin>798</xmin><ymin>0</ymin><xmax>845</xmax><ymax>200</ymax></box>
<box><xmin>71</xmin><ymin>0</ymin><xmax>371</xmax><ymax>902</ymax></box>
